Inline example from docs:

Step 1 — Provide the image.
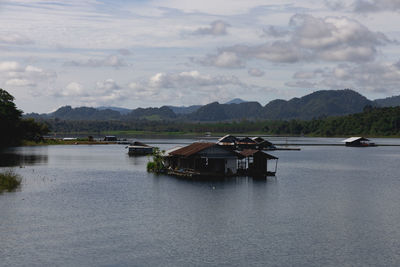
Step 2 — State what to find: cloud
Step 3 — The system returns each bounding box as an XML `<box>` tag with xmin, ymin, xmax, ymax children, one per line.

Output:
<box><xmin>285</xmin><ymin>80</ymin><xmax>317</xmax><ymax>88</ymax></box>
<box><xmin>193</xmin><ymin>51</ymin><xmax>245</xmax><ymax>68</ymax></box>
<box><xmin>62</xmin><ymin>82</ymin><xmax>85</xmax><ymax>97</ymax></box>
<box><xmin>0</xmin><ymin>33</ymin><xmax>34</xmax><ymax>45</ymax></box>
<box><xmin>353</xmin><ymin>0</ymin><xmax>400</xmax><ymax>12</ymax></box>
<box><xmin>193</xmin><ymin>20</ymin><xmax>231</xmax><ymax>36</ymax></box>
<box><xmin>6</xmin><ymin>79</ymin><xmax>36</xmax><ymax>87</ymax></box>
<box><xmin>286</xmin><ymin>61</ymin><xmax>400</xmax><ymax>94</ymax></box>
<box><xmin>0</xmin><ymin>61</ymin><xmax>56</xmax><ymax>89</ymax></box>
<box><xmin>248</xmin><ymin>68</ymin><xmax>265</xmax><ymax>77</ymax></box>
<box><xmin>262</xmin><ymin>26</ymin><xmax>290</xmax><ymax>38</ymax></box>
<box><xmin>64</xmin><ymin>55</ymin><xmax>127</xmax><ymax>68</ymax></box>
<box><xmin>197</xmin><ymin>14</ymin><xmax>393</xmax><ymax>67</ymax></box>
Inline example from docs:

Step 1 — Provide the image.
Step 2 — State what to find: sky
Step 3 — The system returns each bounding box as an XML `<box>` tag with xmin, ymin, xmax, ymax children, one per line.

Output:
<box><xmin>1</xmin><ymin>0</ymin><xmax>400</xmax><ymax>113</ymax></box>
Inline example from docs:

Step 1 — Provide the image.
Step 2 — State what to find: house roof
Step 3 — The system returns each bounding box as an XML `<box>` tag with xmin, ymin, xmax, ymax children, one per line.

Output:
<box><xmin>169</xmin><ymin>142</ymin><xmax>216</xmax><ymax>157</ymax></box>
<box><xmin>217</xmin><ymin>134</ymin><xmax>238</xmax><ymax>143</ymax></box>
<box><xmin>342</xmin><ymin>137</ymin><xmax>370</xmax><ymax>143</ymax></box>
<box><xmin>239</xmin><ymin>149</ymin><xmax>278</xmax><ymax>159</ymax></box>
<box><xmin>237</xmin><ymin>137</ymin><xmax>257</xmax><ymax>144</ymax></box>
<box><xmin>131</xmin><ymin>141</ymin><xmax>151</xmax><ymax>147</ymax></box>
<box><xmin>251</xmin><ymin>136</ymin><xmax>265</xmax><ymax>143</ymax></box>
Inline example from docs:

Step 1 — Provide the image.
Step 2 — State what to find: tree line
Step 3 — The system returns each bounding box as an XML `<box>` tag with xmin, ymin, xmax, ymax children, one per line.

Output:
<box><xmin>0</xmin><ymin>89</ymin><xmax>49</xmax><ymax>148</ymax></box>
<box><xmin>40</xmin><ymin>105</ymin><xmax>400</xmax><ymax>137</ymax></box>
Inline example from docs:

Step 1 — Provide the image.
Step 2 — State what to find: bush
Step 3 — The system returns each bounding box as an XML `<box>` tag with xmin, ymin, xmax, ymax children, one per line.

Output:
<box><xmin>0</xmin><ymin>170</ymin><xmax>21</xmax><ymax>192</ymax></box>
<box><xmin>146</xmin><ymin>148</ymin><xmax>165</xmax><ymax>173</ymax></box>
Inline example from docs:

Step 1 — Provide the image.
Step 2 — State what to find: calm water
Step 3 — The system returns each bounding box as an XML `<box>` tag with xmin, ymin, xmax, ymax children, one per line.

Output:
<box><xmin>1</xmin><ymin>138</ymin><xmax>400</xmax><ymax>266</ymax></box>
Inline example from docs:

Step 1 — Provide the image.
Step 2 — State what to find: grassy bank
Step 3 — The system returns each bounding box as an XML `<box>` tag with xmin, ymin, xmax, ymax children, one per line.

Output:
<box><xmin>0</xmin><ymin>170</ymin><xmax>21</xmax><ymax>193</ymax></box>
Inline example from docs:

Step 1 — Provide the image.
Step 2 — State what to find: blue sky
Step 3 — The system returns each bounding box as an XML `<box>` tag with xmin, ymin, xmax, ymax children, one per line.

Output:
<box><xmin>1</xmin><ymin>0</ymin><xmax>400</xmax><ymax>113</ymax></box>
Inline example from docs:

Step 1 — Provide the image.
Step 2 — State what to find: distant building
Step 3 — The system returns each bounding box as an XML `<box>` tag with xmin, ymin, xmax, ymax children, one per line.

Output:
<box><xmin>342</xmin><ymin>137</ymin><xmax>375</xmax><ymax>147</ymax></box>
<box><xmin>165</xmin><ymin>142</ymin><xmax>239</xmax><ymax>177</ymax></box>
<box><xmin>163</xmin><ymin>141</ymin><xmax>279</xmax><ymax>178</ymax></box>
<box><xmin>104</xmin><ymin>136</ymin><xmax>117</xmax><ymax>141</ymax></box>
<box><xmin>128</xmin><ymin>141</ymin><xmax>154</xmax><ymax>155</ymax></box>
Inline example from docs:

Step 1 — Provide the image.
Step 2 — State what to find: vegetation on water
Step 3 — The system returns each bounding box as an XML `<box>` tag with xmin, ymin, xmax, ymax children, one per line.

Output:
<box><xmin>0</xmin><ymin>170</ymin><xmax>21</xmax><ymax>193</ymax></box>
<box><xmin>0</xmin><ymin>88</ymin><xmax>49</xmax><ymax>148</ymax></box>
<box><xmin>147</xmin><ymin>148</ymin><xmax>165</xmax><ymax>173</ymax></box>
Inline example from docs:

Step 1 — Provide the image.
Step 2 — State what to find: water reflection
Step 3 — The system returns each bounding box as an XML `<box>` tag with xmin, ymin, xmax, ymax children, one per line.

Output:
<box><xmin>0</xmin><ymin>153</ymin><xmax>48</xmax><ymax>167</ymax></box>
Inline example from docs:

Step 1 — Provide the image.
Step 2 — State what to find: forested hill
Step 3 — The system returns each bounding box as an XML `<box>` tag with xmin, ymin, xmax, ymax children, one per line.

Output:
<box><xmin>25</xmin><ymin>89</ymin><xmax>400</xmax><ymax>122</ymax></box>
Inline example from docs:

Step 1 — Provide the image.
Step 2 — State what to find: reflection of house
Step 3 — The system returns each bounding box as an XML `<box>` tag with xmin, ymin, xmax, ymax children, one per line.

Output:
<box><xmin>128</xmin><ymin>141</ymin><xmax>154</xmax><ymax>155</ymax></box>
<box><xmin>165</xmin><ymin>142</ymin><xmax>239</xmax><ymax>177</ymax></box>
<box><xmin>342</xmin><ymin>137</ymin><xmax>375</xmax><ymax>147</ymax></box>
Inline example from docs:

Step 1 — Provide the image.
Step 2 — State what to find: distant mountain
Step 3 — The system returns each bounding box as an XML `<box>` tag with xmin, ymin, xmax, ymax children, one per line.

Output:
<box><xmin>263</xmin><ymin>89</ymin><xmax>373</xmax><ymax>120</ymax></box>
<box><xmin>124</xmin><ymin>106</ymin><xmax>176</xmax><ymax>120</ymax></box>
<box><xmin>187</xmin><ymin>101</ymin><xmax>263</xmax><ymax>121</ymax></box>
<box><xmin>97</xmin><ymin>106</ymin><xmax>132</xmax><ymax>115</ymax></box>
<box><xmin>25</xmin><ymin>89</ymin><xmax>395</xmax><ymax>122</ymax></box>
<box><xmin>374</xmin><ymin>95</ymin><xmax>400</xmax><ymax>107</ymax></box>
<box><xmin>49</xmin><ymin>106</ymin><xmax>122</xmax><ymax>120</ymax></box>
<box><xmin>167</xmin><ymin>105</ymin><xmax>202</xmax><ymax>115</ymax></box>
<box><xmin>224</xmin><ymin>98</ymin><xmax>247</xmax><ymax>104</ymax></box>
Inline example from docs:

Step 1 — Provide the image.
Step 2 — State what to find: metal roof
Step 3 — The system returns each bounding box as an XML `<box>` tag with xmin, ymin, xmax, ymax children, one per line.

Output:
<box><xmin>251</xmin><ymin>136</ymin><xmax>265</xmax><ymax>143</ymax></box>
<box><xmin>131</xmin><ymin>141</ymin><xmax>151</xmax><ymax>147</ymax></box>
<box><xmin>169</xmin><ymin>142</ymin><xmax>216</xmax><ymax>157</ymax></box>
<box><xmin>342</xmin><ymin>137</ymin><xmax>370</xmax><ymax>143</ymax></box>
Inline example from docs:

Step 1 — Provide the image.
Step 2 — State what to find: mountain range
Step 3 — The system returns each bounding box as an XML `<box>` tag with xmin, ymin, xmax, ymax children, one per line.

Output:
<box><xmin>25</xmin><ymin>89</ymin><xmax>400</xmax><ymax>122</ymax></box>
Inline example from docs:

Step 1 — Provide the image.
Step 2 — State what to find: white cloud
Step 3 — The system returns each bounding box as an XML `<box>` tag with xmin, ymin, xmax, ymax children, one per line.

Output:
<box><xmin>62</xmin><ymin>82</ymin><xmax>85</xmax><ymax>97</ymax></box>
<box><xmin>248</xmin><ymin>68</ymin><xmax>265</xmax><ymax>77</ymax></box>
<box><xmin>193</xmin><ymin>20</ymin><xmax>230</xmax><ymax>36</ymax></box>
<box><xmin>193</xmin><ymin>51</ymin><xmax>245</xmax><ymax>68</ymax></box>
<box><xmin>199</xmin><ymin>14</ymin><xmax>393</xmax><ymax>67</ymax></box>
<box><xmin>64</xmin><ymin>55</ymin><xmax>127</xmax><ymax>68</ymax></box>
<box><xmin>6</xmin><ymin>78</ymin><xmax>36</xmax><ymax>87</ymax></box>
<box><xmin>0</xmin><ymin>61</ymin><xmax>22</xmax><ymax>72</ymax></box>
<box><xmin>0</xmin><ymin>33</ymin><xmax>33</xmax><ymax>45</ymax></box>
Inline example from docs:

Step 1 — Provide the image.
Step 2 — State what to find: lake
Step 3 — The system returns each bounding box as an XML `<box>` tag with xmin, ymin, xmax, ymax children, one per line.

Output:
<box><xmin>1</xmin><ymin>137</ymin><xmax>400</xmax><ymax>266</ymax></box>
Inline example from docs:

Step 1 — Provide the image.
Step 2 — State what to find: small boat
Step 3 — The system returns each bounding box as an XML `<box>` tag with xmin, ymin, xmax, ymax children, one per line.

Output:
<box><xmin>127</xmin><ymin>141</ymin><xmax>154</xmax><ymax>155</ymax></box>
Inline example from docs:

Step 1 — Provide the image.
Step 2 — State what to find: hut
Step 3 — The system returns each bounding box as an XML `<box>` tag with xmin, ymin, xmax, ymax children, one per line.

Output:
<box><xmin>217</xmin><ymin>134</ymin><xmax>238</xmax><ymax>147</ymax></box>
<box><xmin>238</xmin><ymin>149</ymin><xmax>278</xmax><ymax>177</ymax></box>
<box><xmin>128</xmin><ymin>141</ymin><xmax>154</xmax><ymax>155</ymax></box>
<box><xmin>104</xmin><ymin>135</ymin><xmax>117</xmax><ymax>141</ymax></box>
<box><xmin>342</xmin><ymin>137</ymin><xmax>375</xmax><ymax>147</ymax></box>
<box><xmin>251</xmin><ymin>136</ymin><xmax>265</xmax><ymax>143</ymax></box>
<box><xmin>257</xmin><ymin>140</ymin><xmax>276</xmax><ymax>150</ymax></box>
<box><xmin>165</xmin><ymin>142</ymin><xmax>239</xmax><ymax>177</ymax></box>
<box><xmin>236</xmin><ymin>137</ymin><xmax>257</xmax><ymax>149</ymax></box>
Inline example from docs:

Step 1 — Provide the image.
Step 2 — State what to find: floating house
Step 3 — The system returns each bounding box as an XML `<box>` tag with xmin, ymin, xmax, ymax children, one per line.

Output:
<box><xmin>238</xmin><ymin>149</ymin><xmax>278</xmax><ymax>177</ymax></box>
<box><xmin>164</xmin><ymin>142</ymin><xmax>239</xmax><ymax>177</ymax></box>
<box><xmin>163</xmin><ymin>141</ymin><xmax>279</xmax><ymax>178</ymax></box>
<box><xmin>217</xmin><ymin>134</ymin><xmax>238</xmax><ymax>147</ymax></box>
<box><xmin>104</xmin><ymin>136</ymin><xmax>117</xmax><ymax>141</ymax></box>
<box><xmin>342</xmin><ymin>137</ymin><xmax>376</xmax><ymax>147</ymax></box>
<box><xmin>128</xmin><ymin>141</ymin><xmax>154</xmax><ymax>155</ymax></box>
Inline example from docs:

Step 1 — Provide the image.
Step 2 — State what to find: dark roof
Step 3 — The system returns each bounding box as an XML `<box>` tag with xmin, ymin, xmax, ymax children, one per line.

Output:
<box><xmin>238</xmin><ymin>137</ymin><xmax>257</xmax><ymax>144</ymax></box>
<box><xmin>131</xmin><ymin>141</ymin><xmax>151</xmax><ymax>147</ymax></box>
<box><xmin>240</xmin><ymin>149</ymin><xmax>278</xmax><ymax>159</ymax></box>
<box><xmin>251</xmin><ymin>136</ymin><xmax>265</xmax><ymax>143</ymax></box>
<box><xmin>169</xmin><ymin>142</ymin><xmax>216</xmax><ymax>157</ymax></box>
<box><xmin>258</xmin><ymin>140</ymin><xmax>274</xmax><ymax>146</ymax></box>
<box><xmin>218</xmin><ymin>134</ymin><xmax>238</xmax><ymax>143</ymax></box>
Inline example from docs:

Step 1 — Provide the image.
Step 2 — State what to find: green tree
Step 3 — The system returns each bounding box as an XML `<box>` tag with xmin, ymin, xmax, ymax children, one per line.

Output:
<box><xmin>0</xmin><ymin>88</ymin><xmax>49</xmax><ymax>147</ymax></box>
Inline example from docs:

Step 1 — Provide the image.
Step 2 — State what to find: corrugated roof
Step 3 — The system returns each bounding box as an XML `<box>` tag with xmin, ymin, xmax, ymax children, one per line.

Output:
<box><xmin>169</xmin><ymin>142</ymin><xmax>216</xmax><ymax>157</ymax></box>
<box><xmin>342</xmin><ymin>137</ymin><xmax>370</xmax><ymax>143</ymax></box>
<box><xmin>240</xmin><ymin>149</ymin><xmax>278</xmax><ymax>159</ymax></box>
<box><xmin>251</xmin><ymin>136</ymin><xmax>265</xmax><ymax>143</ymax></box>
<box><xmin>132</xmin><ymin>141</ymin><xmax>150</xmax><ymax>147</ymax></box>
